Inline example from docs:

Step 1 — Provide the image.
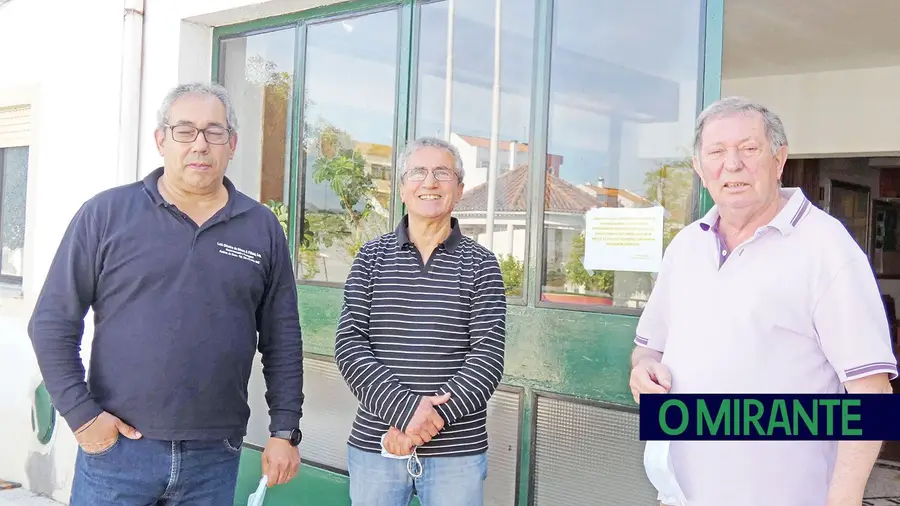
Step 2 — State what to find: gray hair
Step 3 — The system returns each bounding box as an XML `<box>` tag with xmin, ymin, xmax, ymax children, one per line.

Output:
<box><xmin>156</xmin><ymin>82</ymin><xmax>238</xmax><ymax>132</ymax></box>
<box><xmin>693</xmin><ymin>96</ymin><xmax>787</xmax><ymax>158</ymax></box>
<box><xmin>397</xmin><ymin>137</ymin><xmax>466</xmax><ymax>182</ymax></box>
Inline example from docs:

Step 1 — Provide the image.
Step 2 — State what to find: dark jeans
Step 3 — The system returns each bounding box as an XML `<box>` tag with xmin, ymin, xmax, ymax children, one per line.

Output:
<box><xmin>70</xmin><ymin>434</ymin><xmax>243</xmax><ymax>506</ymax></box>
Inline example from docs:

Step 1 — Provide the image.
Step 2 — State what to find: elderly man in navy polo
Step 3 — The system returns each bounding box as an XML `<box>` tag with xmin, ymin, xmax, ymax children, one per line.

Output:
<box><xmin>334</xmin><ymin>137</ymin><xmax>507</xmax><ymax>506</ymax></box>
<box><xmin>29</xmin><ymin>82</ymin><xmax>304</xmax><ymax>505</ymax></box>
<box><xmin>630</xmin><ymin>96</ymin><xmax>898</xmax><ymax>506</ymax></box>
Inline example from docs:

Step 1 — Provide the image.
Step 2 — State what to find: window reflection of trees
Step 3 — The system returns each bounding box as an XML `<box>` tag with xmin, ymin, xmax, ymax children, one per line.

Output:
<box><xmin>298</xmin><ymin>122</ymin><xmax>389</xmax><ymax>281</ymax></box>
<box><xmin>539</xmin><ymin>0</ymin><xmax>703</xmax><ymax>310</ymax></box>
<box><xmin>0</xmin><ymin>146</ymin><xmax>28</xmax><ymax>279</ymax></box>
<box><xmin>551</xmin><ymin>157</ymin><xmax>694</xmax><ymax>306</ymax></box>
<box><xmin>247</xmin><ymin>56</ymin><xmax>389</xmax><ymax>282</ymax></box>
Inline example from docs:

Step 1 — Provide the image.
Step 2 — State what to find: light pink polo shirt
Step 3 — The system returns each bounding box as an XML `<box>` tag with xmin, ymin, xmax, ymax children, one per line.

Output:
<box><xmin>635</xmin><ymin>187</ymin><xmax>899</xmax><ymax>506</ymax></box>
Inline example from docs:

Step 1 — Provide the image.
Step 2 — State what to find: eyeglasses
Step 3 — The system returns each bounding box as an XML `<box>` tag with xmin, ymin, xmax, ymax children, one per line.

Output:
<box><xmin>403</xmin><ymin>167</ymin><xmax>458</xmax><ymax>182</ymax></box>
<box><xmin>166</xmin><ymin>124</ymin><xmax>232</xmax><ymax>145</ymax></box>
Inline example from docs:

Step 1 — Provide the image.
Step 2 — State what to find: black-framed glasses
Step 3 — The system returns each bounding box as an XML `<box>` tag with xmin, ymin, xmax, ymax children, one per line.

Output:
<box><xmin>166</xmin><ymin>124</ymin><xmax>232</xmax><ymax>145</ymax></box>
<box><xmin>403</xmin><ymin>167</ymin><xmax>458</xmax><ymax>182</ymax></box>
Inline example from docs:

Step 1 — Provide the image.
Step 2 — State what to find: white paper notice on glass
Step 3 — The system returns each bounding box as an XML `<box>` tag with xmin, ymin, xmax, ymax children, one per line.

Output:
<box><xmin>583</xmin><ymin>206</ymin><xmax>665</xmax><ymax>273</ymax></box>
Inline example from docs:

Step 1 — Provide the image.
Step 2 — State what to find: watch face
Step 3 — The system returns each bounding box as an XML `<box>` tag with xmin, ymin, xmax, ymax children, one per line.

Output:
<box><xmin>290</xmin><ymin>429</ymin><xmax>302</xmax><ymax>446</ymax></box>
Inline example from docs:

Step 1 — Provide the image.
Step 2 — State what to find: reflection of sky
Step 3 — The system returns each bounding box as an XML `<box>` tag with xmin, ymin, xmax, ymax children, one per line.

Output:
<box><xmin>226</xmin><ymin>0</ymin><xmax>702</xmax><ymax>203</ymax></box>
<box><xmin>242</xmin><ymin>28</ymin><xmax>294</xmax><ymax>75</ymax></box>
<box><xmin>304</xmin><ymin>9</ymin><xmax>399</xmax><ymax>211</ymax></box>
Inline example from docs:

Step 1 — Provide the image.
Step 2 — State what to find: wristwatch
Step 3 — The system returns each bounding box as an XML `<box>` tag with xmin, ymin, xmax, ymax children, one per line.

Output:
<box><xmin>270</xmin><ymin>428</ymin><xmax>302</xmax><ymax>447</ymax></box>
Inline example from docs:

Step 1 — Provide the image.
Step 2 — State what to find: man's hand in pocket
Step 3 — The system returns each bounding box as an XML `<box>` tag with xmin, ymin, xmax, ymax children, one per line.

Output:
<box><xmin>75</xmin><ymin>412</ymin><xmax>142</xmax><ymax>453</ymax></box>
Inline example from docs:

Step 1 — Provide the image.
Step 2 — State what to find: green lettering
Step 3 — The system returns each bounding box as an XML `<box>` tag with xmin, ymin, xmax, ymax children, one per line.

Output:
<box><xmin>767</xmin><ymin>399</ymin><xmax>792</xmax><ymax>436</ymax></box>
<box><xmin>660</xmin><ymin>399</ymin><xmax>689</xmax><ymax>436</ymax></box>
<box><xmin>792</xmin><ymin>399</ymin><xmax>817</xmax><ymax>435</ymax></box>
<box><xmin>820</xmin><ymin>399</ymin><xmax>840</xmax><ymax>436</ymax></box>
<box><xmin>733</xmin><ymin>396</ymin><xmax>740</xmax><ymax>435</ymax></box>
<box><xmin>841</xmin><ymin>399</ymin><xmax>862</xmax><ymax>436</ymax></box>
<box><xmin>698</xmin><ymin>399</ymin><xmax>729</xmax><ymax>436</ymax></box>
<box><xmin>743</xmin><ymin>399</ymin><xmax>765</xmax><ymax>435</ymax></box>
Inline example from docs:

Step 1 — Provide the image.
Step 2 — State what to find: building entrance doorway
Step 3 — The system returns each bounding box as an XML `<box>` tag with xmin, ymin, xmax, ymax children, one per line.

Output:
<box><xmin>723</xmin><ymin>0</ymin><xmax>900</xmax><ymax>498</ymax></box>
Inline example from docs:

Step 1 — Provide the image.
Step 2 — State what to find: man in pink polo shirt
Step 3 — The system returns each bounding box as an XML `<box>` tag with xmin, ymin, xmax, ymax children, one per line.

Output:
<box><xmin>630</xmin><ymin>96</ymin><xmax>898</xmax><ymax>506</ymax></box>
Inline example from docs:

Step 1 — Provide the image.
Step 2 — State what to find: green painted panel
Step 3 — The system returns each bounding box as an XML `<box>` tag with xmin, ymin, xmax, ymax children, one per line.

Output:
<box><xmin>233</xmin><ymin>448</ymin><xmax>423</xmax><ymax>506</ymax></box>
<box><xmin>297</xmin><ymin>285</ymin><xmax>638</xmax><ymax>405</ymax></box>
<box><xmin>298</xmin><ymin>284</ymin><xmax>344</xmax><ymax>357</ymax></box>
<box><xmin>503</xmin><ymin>305</ymin><xmax>637</xmax><ymax>405</ymax></box>
<box><xmin>32</xmin><ymin>382</ymin><xmax>56</xmax><ymax>445</ymax></box>
<box><xmin>233</xmin><ymin>448</ymin><xmax>350</xmax><ymax>505</ymax></box>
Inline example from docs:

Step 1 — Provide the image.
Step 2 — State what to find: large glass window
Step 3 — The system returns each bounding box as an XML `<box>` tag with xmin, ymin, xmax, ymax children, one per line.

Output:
<box><xmin>414</xmin><ymin>0</ymin><xmax>536</xmax><ymax>299</ymax></box>
<box><xmin>540</xmin><ymin>0</ymin><xmax>703</xmax><ymax>310</ymax></box>
<box><xmin>0</xmin><ymin>146</ymin><xmax>28</xmax><ymax>283</ymax></box>
<box><xmin>219</xmin><ymin>26</ymin><xmax>297</xmax><ymax>224</ymax></box>
<box><xmin>214</xmin><ymin>0</ymin><xmax>707</xmax><ymax>311</ymax></box>
<box><xmin>298</xmin><ymin>9</ymin><xmax>400</xmax><ymax>284</ymax></box>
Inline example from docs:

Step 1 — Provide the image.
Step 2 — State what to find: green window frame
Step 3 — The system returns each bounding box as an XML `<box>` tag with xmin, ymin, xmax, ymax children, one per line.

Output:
<box><xmin>212</xmin><ymin>0</ymin><xmax>721</xmax><ymax>318</ymax></box>
<box><xmin>212</xmin><ymin>2</ymin><xmax>723</xmax><ymax>505</ymax></box>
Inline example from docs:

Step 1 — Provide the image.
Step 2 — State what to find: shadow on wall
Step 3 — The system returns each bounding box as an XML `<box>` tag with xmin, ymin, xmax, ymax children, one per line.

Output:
<box><xmin>25</xmin><ymin>382</ymin><xmax>62</xmax><ymax>497</ymax></box>
<box><xmin>25</xmin><ymin>448</ymin><xmax>58</xmax><ymax>497</ymax></box>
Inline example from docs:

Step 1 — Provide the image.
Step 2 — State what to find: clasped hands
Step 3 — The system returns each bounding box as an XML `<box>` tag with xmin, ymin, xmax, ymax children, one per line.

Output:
<box><xmin>382</xmin><ymin>392</ymin><xmax>451</xmax><ymax>456</ymax></box>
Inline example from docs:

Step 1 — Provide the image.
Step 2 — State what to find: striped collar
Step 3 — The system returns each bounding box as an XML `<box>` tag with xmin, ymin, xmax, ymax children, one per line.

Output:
<box><xmin>395</xmin><ymin>214</ymin><xmax>463</xmax><ymax>253</ymax></box>
<box><xmin>699</xmin><ymin>187</ymin><xmax>811</xmax><ymax>236</ymax></box>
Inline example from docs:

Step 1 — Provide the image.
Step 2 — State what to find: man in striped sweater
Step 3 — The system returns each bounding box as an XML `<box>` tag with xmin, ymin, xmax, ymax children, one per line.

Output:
<box><xmin>335</xmin><ymin>137</ymin><xmax>507</xmax><ymax>506</ymax></box>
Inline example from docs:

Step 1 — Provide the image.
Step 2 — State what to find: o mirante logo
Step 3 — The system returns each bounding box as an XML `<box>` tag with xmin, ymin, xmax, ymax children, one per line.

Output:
<box><xmin>640</xmin><ymin>394</ymin><xmax>898</xmax><ymax>441</ymax></box>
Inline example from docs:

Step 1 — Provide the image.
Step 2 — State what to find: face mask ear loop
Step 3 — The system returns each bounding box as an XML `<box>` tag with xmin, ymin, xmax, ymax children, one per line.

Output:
<box><xmin>407</xmin><ymin>446</ymin><xmax>423</xmax><ymax>478</ymax></box>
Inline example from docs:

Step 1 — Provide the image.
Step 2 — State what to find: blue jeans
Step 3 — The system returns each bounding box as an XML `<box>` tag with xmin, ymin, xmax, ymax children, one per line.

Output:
<box><xmin>70</xmin><ymin>434</ymin><xmax>243</xmax><ymax>506</ymax></box>
<box><xmin>347</xmin><ymin>446</ymin><xmax>488</xmax><ymax>506</ymax></box>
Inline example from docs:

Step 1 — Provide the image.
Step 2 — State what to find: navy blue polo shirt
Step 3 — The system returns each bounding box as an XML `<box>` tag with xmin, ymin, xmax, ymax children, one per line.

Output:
<box><xmin>28</xmin><ymin>167</ymin><xmax>304</xmax><ymax>440</ymax></box>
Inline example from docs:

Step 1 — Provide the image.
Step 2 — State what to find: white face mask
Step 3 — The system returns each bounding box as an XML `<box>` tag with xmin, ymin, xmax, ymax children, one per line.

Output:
<box><xmin>246</xmin><ymin>475</ymin><xmax>267</xmax><ymax>506</ymax></box>
<box><xmin>644</xmin><ymin>440</ymin><xmax>687</xmax><ymax>506</ymax></box>
<box><xmin>380</xmin><ymin>431</ymin><xmax>423</xmax><ymax>478</ymax></box>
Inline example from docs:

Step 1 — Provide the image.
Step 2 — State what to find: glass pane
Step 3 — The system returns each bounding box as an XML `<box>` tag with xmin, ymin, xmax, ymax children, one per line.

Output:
<box><xmin>415</xmin><ymin>0</ymin><xmax>536</xmax><ymax>299</ymax></box>
<box><xmin>219</xmin><ymin>27</ymin><xmax>296</xmax><ymax>234</ymax></box>
<box><xmin>831</xmin><ymin>182</ymin><xmax>870</xmax><ymax>254</ymax></box>
<box><xmin>300</xmin><ymin>10</ymin><xmax>399</xmax><ymax>283</ymax></box>
<box><xmin>1</xmin><ymin>146</ymin><xmax>29</xmax><ymax>278</ymax></box>
<box><xmin>541</xmin><ymin>0</ymin><xmax>703</xmax><ymax>309</ymax></box>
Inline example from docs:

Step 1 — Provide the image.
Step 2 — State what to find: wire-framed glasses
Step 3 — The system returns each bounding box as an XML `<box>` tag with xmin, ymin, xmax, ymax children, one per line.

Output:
<box><xmin>166</xmin><ymin>124</ymin><xmax>232</xmax><ymax>145</ymax></box>
<box><xmin>403</xmin><ymin>167</ymin><xmax>458</xmax><ymax>182</ymax></box>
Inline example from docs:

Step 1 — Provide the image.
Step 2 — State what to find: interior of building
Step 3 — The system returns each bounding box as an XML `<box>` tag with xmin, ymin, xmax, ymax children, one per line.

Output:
<box><xmin>722</xmin><ymin>0</ymin><xmax>900</xmax><ymax>484</ymax></box>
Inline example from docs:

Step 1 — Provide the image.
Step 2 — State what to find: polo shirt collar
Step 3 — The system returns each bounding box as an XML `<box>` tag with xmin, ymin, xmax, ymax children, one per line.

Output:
<box><xmin>699</xmin><ymin>187</ymin><xmax>811</xmax><ymax>237</ymax></box>
<box><xmin>141</xmin><ymin>166</ymin><xmax>255</xmax><ymax>219</ymax></box>
<box><xmin>395</xmin><ymin>214</ymin><xmax>463</xmax><ymax>253</ymax></box>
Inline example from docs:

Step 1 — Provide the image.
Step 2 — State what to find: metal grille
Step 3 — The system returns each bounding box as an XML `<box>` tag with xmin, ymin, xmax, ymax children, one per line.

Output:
<box><xmin>484</xmin><ymin>387</ymin><xmax>521</xmax><ymax>506</ymax></box>
<box><xmin>246</xmin><ymin>355</ymin><xmax>358</xmax><ymax>471</ymax></box>
<box><xmin>533</xmin><ymin>395</ymin><xmax>659</xmax><ymax>506</ymax></box>
<box><xmin>247</xmin><ymin>354</ymin><xmax>522</xmax><ymax>506</ymax></box>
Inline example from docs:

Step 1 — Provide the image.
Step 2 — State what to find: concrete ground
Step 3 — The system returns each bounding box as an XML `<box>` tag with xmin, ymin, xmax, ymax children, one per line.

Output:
<box><xmin>0</xmin><ymin>489</ymin><xmax>59</xmax><ymax>505</ymax></box>
<box><xmin>0</xmin><ymin>460</ymin><xmax>899</xmax><ymax>505</ymax></box>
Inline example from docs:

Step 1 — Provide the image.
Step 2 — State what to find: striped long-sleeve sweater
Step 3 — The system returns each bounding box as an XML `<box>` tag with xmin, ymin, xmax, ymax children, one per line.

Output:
<box><xmin>334</xmin><ymin>216</ymin><xmax>507</xmax><ymax>457</ymax></box>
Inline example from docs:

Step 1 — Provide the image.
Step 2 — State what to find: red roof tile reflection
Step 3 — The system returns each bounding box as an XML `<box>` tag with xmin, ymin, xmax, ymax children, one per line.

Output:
<box><xmin>456</xmin><ymin>165</ymin><xmax>600</xmax><ymax>214</ymax></box>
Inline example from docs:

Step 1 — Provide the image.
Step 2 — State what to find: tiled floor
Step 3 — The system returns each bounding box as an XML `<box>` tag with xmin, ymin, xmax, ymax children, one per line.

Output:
<box><xmin>864</xmin><ymin>461</ymin><xmax>900</xmax><ymax>505</ymax></box>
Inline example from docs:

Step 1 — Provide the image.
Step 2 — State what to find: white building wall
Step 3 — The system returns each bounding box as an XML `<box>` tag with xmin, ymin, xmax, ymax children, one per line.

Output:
<box><xmin>448</xmin><ymin>133</ymin><xmax>483</xmax><ymax>190</ymax></box>
<box><xmin>0</xmin><ymin>0</ymin><xmax>340</xmax><ymax>501</ymax></box>
<box><xmin>722</xmin><ymin>66</ymin><xmax>900</xmax><ymax>157</ymax></box>
<box><xmin>0</xmin><ymin>1</ymin><xmax>126</xmax><ymax>500</ymax></box>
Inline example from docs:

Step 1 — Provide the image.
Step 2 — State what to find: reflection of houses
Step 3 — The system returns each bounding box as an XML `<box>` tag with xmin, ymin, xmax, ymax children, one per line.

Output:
<box><xmin>577</xmin><ymin>178</ymin><xmax>653</xmax><ymax>208</ymax></box>
<box><xmin>448</xmin><ymin>133</ymin><xmax>563</xmax><ymax>189</ymax></box>
<box><xmin>455</xmin><ymin>165</ymin><xmax>599</xmax><ymax>264</ymax></box>
<box><xmin>353</xmin><ymin>140</ymin><xmax>392</xmax><ymax>216</ymax></box>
